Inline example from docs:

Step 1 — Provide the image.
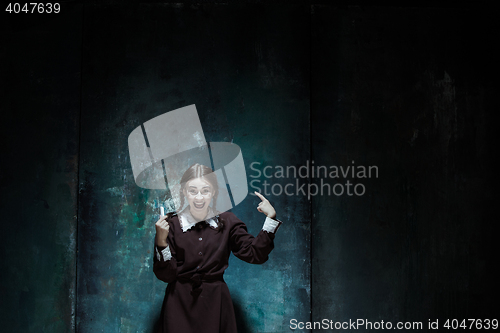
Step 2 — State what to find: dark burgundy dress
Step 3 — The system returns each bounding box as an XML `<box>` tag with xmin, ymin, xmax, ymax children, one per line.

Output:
<box><xmin>153</xmin><ymin>210</ymin><xmax>282</xmax><ymax>333</ymax></box>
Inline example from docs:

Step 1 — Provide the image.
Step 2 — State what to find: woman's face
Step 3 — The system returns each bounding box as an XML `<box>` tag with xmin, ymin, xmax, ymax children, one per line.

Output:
<box><xmin>183</xmin><ymin>177</ymin><xmax>214</xmax><ymax>218</ymax></box>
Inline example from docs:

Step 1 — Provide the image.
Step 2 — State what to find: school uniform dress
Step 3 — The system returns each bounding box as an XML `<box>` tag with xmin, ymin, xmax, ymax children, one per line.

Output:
<box><xmin>153</xmin><ymin>206</ymin><xmax>282</xmax><ymax>333</ymax></box>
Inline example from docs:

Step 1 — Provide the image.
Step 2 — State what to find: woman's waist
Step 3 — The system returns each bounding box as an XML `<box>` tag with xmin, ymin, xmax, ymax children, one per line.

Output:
<box><xmin>176</xmin><ymin>272</ymin><xmax>225</xmax><ymax>284</ymax></box>
<box><xmin>173</xmin><ymin>272</ymin><xmax>225</xmax><ymax>296</ymax></box>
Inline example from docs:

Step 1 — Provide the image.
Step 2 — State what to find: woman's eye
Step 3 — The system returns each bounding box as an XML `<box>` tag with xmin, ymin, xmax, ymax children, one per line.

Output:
<box><xmin>202</xmin><ymin>190</ymin><xmax>210</xmax><ymax>195</ymax></box>
<box><xmin>189</xmin><ymin>190</ymin><xmax>198</xmax><ymax>195</ymax></box>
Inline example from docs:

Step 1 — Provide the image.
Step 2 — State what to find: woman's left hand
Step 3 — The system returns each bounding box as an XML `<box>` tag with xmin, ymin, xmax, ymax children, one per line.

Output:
<box><xmin>255</xmin><ymin>191</ymin><xmax>276</xmax><ymax>219</ymax></box>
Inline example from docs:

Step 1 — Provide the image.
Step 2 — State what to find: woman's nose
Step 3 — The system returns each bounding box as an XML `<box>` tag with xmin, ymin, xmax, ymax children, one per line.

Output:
<box><xmin>195</xmin><ymin>191</ymin><xmax>203</xmax><ymax>199</ymax></box>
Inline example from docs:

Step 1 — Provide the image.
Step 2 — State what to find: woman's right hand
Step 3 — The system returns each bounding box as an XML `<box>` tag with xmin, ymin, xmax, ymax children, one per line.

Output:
<box><xmin>155</xmin><ymin>215</ymin><xmax>170</xmax><ymax>247</ymax></box>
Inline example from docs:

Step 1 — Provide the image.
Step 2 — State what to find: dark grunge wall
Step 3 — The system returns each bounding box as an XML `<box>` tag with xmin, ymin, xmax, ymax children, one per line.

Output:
<box><xmin>1</xmin><ymin>3</ymin><xmax>497</xmax><ymax>333</ymax></box>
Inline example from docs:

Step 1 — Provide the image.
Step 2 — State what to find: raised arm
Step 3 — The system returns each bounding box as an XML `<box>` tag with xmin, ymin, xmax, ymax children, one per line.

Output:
<box><xmin>153</xmin><ymin>213</ymin><xmax>178</xmax><ymax>283</ymax></box>
<box><xmin>229</xmin><ymin>192</ymin><xmax>282</xmax><ymax>264</ymax></box>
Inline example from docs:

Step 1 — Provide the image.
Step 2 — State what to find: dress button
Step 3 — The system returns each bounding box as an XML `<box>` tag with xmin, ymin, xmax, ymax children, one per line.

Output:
<box><xmin>196</xmin><ymin>266</ymin><xmax>200</xmax><ymax>269</ymax></box>
<box><xmin>199</xmin><ymin>237</ymin><xmax>202</xmax><ymax>241</ymax></box>
<box><xmin>198</xmin><ymin>252</ymin><xmax>203</xmax><ymax>256</ymax></box>
<box><xmin>198</xmin><ymin>224</ymin><xmax>203</xmax><ymax>229</ymax></box>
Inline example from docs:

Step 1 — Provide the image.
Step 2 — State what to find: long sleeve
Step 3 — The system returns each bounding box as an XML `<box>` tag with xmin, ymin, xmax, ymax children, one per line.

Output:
<box><xmin>153</xmin><ymin>220</ymin><xmax>178</xmax><ymax>283</ymax></box>
<box><xmin>229</xmin><ymin>213</ymin><xmax>283</xmax><ymax>264</ymax></box>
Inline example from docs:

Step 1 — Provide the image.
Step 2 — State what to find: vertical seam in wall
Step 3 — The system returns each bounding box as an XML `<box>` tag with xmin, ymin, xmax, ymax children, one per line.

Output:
<box><xmin>309</xmin><ymin>3</ymin><xmax>313</xmax><ymax>329</ymax></box>
<box><xmin>75</xmin><ymin>4</ymin><xmax>85</xmax><ymax>332</ymax></box>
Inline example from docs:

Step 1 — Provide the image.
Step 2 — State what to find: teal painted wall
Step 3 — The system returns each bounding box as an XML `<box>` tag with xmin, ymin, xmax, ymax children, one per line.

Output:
<box><xmin>1</xmin><ymin>5</ymin><xmax>82</xmax><ymax>332</ymax></box>
<box><xmin>76</xmin><ymin>4</ymin><xmax>310</xmax><ymax>333</ymax></box>
<box><xmin>311</xmin><ymin>6</ymin><xmax>497</xmax><ymax>329</ymax></box>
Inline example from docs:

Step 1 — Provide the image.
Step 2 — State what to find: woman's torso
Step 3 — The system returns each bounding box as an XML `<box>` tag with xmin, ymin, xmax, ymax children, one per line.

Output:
<box><xmin>169</xmin><ymin>213</ymin><xmax>232</xmax><ymax>281</ymax></box>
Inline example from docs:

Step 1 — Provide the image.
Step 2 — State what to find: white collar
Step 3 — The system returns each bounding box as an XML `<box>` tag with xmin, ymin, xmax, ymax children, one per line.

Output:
<box><xmin>178</xmin><ymin>206</ymin><xmax>219</xmax><ymax>232</ymax></box>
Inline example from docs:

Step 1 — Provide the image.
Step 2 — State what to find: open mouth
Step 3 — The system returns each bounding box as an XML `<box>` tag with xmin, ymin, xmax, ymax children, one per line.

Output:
<box><xmin>193</xmin><ymin>202</ymin><xmax>205</xmax><ymax>209</ymax></box>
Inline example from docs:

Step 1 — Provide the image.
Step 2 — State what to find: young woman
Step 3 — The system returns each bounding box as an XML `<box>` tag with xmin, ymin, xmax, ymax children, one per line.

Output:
<box><xmin>153</xmin><ymin>163</ymin><xmax>282</xmax><ymax>333</ymax></box>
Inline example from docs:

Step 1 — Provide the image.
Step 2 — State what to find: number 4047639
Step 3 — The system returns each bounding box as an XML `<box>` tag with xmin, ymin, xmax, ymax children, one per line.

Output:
<box><xmin>6</xmin><ymin>3</ymin><xmax>60</xmax><ymax>14</ymax></box>
<box><xmin>443</xmin><ymin>319</ymin><xmax>498</xmax><ymax>330</ymax></box>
